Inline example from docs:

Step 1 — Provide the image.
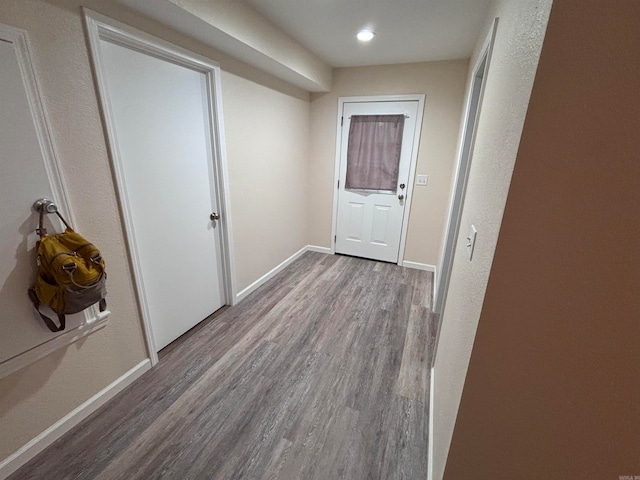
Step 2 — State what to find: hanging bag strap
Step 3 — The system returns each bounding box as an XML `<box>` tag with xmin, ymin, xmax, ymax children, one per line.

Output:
<box><xmin>28</xmin><ymin>288</ymin><xmax>66</xmax><ymax>332</ymax></box>
<box><xmin>37</xmin><ymin>207</ymin><xmax>72</xmax><ymax>239</ymax></box>
<box><xmin>55</xmin><ymin>211</ymin><xmax>72</xmax><ymax>230</ymax></box>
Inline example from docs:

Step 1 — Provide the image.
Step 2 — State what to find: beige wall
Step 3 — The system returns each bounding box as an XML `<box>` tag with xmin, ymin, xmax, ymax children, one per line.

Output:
<box><xmin>0</xmin><ymin>0</ymin><xmax>310</xmax><ymax>462</ymax></box>
<box><xmin>222</xmin><ymin>71</ymin><xmax>310</xmax><ymax>291</ymax></box>
<box><xmin>444</xmin><ymin>0</ymin><xmax>640</xmax><ymax>477</ymax></box>
<box><xmin>431</xmin><ymin>0</ymin><xmax>553</xmax><ymax>478</ymax></box>
<box><xmin>308</xmin><ymin>61</ymin><xmax>468</xmax><ymax>267</ymax></box>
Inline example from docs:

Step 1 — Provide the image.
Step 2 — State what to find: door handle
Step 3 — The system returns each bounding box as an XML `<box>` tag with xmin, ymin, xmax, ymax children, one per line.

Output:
<box><xmin>210</xmin><ymin>212</ymin><xmax>220</xmax><ymax>221</ymax></box>
<box><xmin>398</xmin><ymin>194</ymin><xmax>405</xmax><ymax>200</ymax></box>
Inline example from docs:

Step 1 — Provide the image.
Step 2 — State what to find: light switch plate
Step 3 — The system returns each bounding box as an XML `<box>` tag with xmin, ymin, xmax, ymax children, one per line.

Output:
<box><xmin>467</xmin><ymin>224</ymin><xmax>477</xmax><ymax>261</ymax></box>
<box><xmin>416</xmin><ymin>175</ymin><xmax>428</xmax><ymax>186</ymax></box>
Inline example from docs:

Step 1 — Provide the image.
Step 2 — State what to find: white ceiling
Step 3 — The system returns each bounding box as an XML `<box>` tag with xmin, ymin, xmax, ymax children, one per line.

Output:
<box><xmin>115</xmin><ymin>0</ymin><xmax>492</xmax><ymax>91</ymax></box>
<box><xmin>242</xmin><ymin>0</ymin><xmax>492</xmax><ymax>67</ymax></box>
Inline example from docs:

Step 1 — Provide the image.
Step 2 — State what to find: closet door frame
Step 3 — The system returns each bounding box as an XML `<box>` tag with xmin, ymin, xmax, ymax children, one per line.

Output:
<box><xmin>84</xmin><ymin>9</ymin><xmax>236</xmax><ymax>365</ymax></box>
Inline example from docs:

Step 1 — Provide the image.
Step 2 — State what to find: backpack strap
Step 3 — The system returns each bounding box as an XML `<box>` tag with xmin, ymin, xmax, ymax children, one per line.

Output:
<box><xmin>55</xmin><ymin>211</ymin><xmax>72</xmax><ymax>230</ymax></box>
<box><xmin>28</xmin><ymin>288</ymin><xmax>66</xmax><ymax>332</ymax></box>
<box><xmin>36</xmin><ymin>207</ymin><xmax>47</xmax><ymax>238</ymax></box>
<box><xmin>36</xmin><ymin>208</ymin><xmax>73</xmax><ymax>239</ymax></box>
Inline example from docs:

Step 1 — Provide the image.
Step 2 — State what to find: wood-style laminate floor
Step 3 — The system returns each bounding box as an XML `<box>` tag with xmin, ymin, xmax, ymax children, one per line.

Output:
<box><xmin>11</xmin><ymin>252</ymin><xmax>434</xmax><ymax>480</ymax></box>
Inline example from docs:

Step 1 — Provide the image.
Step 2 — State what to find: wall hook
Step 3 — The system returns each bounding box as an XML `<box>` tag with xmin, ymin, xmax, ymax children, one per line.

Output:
<box><xmin>33</xmin><ymin>198</ymin><xmax>58</xmax><ymax>214</ymax></box>
<box><xmin>33</xmin><ymin>198</ymin><xmax>71</xmax><ymax>237</ymax></box>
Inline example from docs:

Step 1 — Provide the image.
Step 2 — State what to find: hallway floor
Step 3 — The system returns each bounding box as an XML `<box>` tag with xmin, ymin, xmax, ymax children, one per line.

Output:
<box><xmin>11</xmin><ymin>252</ymin><xmax>434</xmax><ymax>480</ymax></box>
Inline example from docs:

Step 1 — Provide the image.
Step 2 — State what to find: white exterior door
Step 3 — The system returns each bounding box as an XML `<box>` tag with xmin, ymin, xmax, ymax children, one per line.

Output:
<box><xmin>99</xmin><ymin>38</ymin><xmax>226</xmax><ymax>350</ymax></box>
<box><xmin>335</xmin><ymin>100</ymin><xmax>420</xmax><ymax>263</ymax></box>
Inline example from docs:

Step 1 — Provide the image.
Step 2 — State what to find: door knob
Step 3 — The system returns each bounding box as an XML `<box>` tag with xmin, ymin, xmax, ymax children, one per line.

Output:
<box><xmin>398</xmin><ymin>194</ymin><xmax>405</xmax><ymax>200</ymax></box>
<box><xmin>210</xmin><ymin>212</ymin><xmax>220</xmax><ymax>221</ymax></box>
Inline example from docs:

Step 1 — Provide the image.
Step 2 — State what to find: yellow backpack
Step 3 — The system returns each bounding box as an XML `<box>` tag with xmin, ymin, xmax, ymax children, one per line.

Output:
<box><xmin>28</xmin><ymin>208</ymin><xmax>107</xmax><ymax>332</ymax></box>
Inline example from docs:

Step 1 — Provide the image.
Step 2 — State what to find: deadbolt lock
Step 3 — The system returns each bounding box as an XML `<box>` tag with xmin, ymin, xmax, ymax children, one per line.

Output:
<box><xmin>399</xmin><ymin>183</ymin><xmax>405</xmax><ymax>189</ymax></box>
<box><xmin>210</xmin><ymin>212</ymin><xmax>220</xmax><ymax>221</ymax></box>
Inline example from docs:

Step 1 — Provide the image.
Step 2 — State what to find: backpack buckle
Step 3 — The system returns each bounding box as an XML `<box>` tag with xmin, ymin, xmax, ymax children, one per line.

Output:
<box><xmin>62</xmin><ymin>262</ymin><xmax>77</xmax><ymax>273</ymax></box>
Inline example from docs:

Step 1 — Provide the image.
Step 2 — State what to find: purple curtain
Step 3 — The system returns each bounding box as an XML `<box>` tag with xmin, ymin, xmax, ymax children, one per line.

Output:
<box><xmin>345</xmin><ymin>114</ymin><xmax>405</xmax><ymax>191</ymax></box>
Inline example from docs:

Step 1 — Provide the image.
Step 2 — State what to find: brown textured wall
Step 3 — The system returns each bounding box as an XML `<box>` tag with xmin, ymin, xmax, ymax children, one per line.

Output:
<box><xmin>444</xmin><ymin>0</ymin><xmax>640</xmax><ymax>478</ymax></box>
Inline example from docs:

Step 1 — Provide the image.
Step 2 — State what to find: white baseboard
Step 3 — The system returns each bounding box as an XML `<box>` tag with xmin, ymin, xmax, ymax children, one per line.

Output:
<box><xmin>306</xmin><ymin>245</ymin><xmax>332</xmax><ymax>254</ymax></box>
<box><xmin>234</xmin><ymin>245</ymin><xmax>332</xmax><ymax>303</ymax></box>
<box><xmin>234</xmin><ymin>246</ymin><xmax>307</xmax><ymax>303</ymax></box>
<box><xmin>401</xmin><ymin>260</ymin><xmax>436</xmax><ymax>273</ymax></box>
<box><xmin>402</xmin><ymin>261</ymin><xmax>437</xmax><ymax>306</ymax></box>
<box><xmin>428</xmin><ymin>366</ymin><xmax>435</xmax><ymax>480</ymax></box>
<box><xmin>0</xmin><ymin>359</ymin><xmax>151</xmax><ymax>480</ymax></box>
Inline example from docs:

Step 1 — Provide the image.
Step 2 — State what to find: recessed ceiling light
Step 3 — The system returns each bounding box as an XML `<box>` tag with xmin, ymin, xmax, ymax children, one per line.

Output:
<box><xmin>357</xmin><ymin>29</ymin><xmax>375</xmax><ymax>42</ymax></box>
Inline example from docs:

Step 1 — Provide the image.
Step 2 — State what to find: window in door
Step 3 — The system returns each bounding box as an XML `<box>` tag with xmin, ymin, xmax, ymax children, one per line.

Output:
<box><xmin>345</xmin><ymin>114</ymin><xmax>405</xmax><ymax>191</ymax></box>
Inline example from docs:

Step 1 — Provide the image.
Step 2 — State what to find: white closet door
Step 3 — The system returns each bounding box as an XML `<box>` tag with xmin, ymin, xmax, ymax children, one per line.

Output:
<box><xmin>100</xmin><ymin>39</ymin><xmax>225</xmax><ymax>350</ymax></box>
<box><xmin>0</xmin><ymin>31</ymin><xmax>85</xmax><ymax>367</ymax></box>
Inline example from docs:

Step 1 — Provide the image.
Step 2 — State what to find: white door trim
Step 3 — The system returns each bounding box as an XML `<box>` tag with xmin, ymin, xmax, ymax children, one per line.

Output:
<box><xmin>83</xmin><ymin>9</ymin><xmax>236</xmax><ymax>365</ymax></box>
<box><xmin>331</xmin><ymin>94</ymin><xmax>425</xmax><ymax>265</ymax></box>
<box><xmin>434</xmin><ymin>19</ymin><xmax>498</xmax><ymax>320</ymax></box>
